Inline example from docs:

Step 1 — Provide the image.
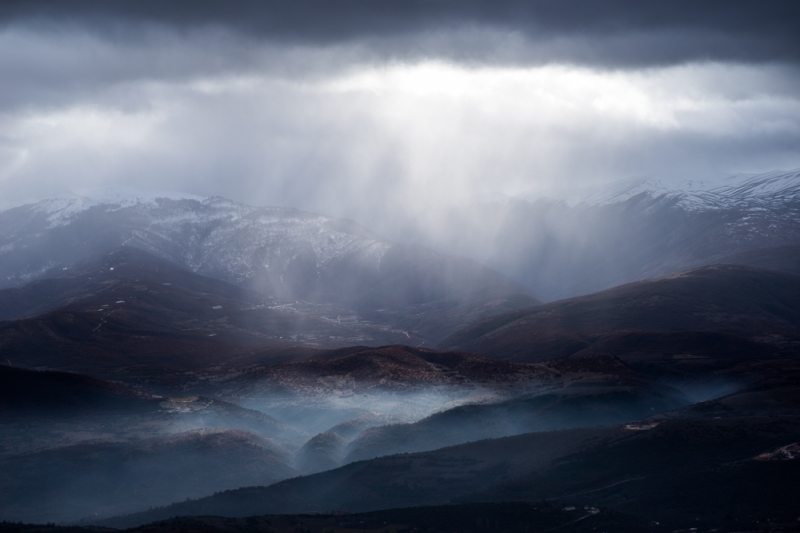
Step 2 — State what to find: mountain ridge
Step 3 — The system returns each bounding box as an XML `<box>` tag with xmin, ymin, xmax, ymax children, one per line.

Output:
<box><xmin>439</xmin><ymin>264</ymin><xmax>800</xmax><ymax>361</ymax></box>
<box><xmin>0</xmin><ymin>191</ymin><xmax>535</xmax><ymax>310</ymax></box>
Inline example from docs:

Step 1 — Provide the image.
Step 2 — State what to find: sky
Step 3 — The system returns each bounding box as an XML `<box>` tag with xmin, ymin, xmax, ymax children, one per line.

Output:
<box><xmin>1</xmin><ymin>0</ymin><xmax>799</xmax><ymax>233</ymax></box>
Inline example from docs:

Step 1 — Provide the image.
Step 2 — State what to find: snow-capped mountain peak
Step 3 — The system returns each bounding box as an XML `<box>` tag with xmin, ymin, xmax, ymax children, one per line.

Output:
<box><xmin>0</xmin><ymin>189</ymin><xmax>524</xmax><ymax>323</ymax></box>
<box><xmin>519</xmin><ymin>168</ymin><xmax>800</xmax><ymax>211</ymax></box>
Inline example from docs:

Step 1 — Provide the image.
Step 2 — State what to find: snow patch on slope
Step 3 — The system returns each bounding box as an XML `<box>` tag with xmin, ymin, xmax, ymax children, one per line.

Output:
<box><xmin>0</xmin><ymin>186</ymin><xmax>393</xmax><ymax>292</ymax></box>
<box><xmin>31</xmin><ymin>187</ymin><xmax>207</xmax><ymax>228</ymax></box>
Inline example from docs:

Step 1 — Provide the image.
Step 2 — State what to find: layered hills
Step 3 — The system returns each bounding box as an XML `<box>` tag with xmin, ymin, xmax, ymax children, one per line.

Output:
<box><xmin>1</xmin><ymin>191</ymin><xmax>799</xmax><ymax>532</ymax></box>
<box><xmin>0</xmin><ymin>247</ymin><xmax>538</xmax><ymax>391</ymax></box>
<box><xmin>0</xmin><ymin>365</ymin><xmax>306</xmax><ymax>523</ymax></box>
<box><xmin>195</xmin><ymin>344</ymin><xmax>559</xmax><ymax>436</ymax></box>
<box><xmin>0</xmin><ymin>365</ymin><xmax>304</xmax><ymax>455</ymax></box>
<box><xmin>91</xmin><ymin>256</ymin><xmax>800</xmax><ymax>529</ymax></box>
<box><xmin>439</xmin><ymin>264</ymin><xmax>800</xmax><ymax>362</ymax></box>
<box><xmin>104</xmin><ymin>414</ymin><xmax>800</xmax><ymax>529</ymax></box>
<box><xmin>1</xmin><ymin>429</ymin><xmax>296</xmax><ymax>524</ymax></box>
<box><xmin>343</xmin><ymin>358</ymin><xmax>689</xmax><ymax>462</ymax></box>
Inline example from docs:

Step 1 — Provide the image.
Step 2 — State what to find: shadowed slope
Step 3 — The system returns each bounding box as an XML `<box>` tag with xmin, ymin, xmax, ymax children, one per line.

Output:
<box><xmin>0</xmin><ymin>247</ymin><xmax>539</xmax><ymax>389</ymax></box>
<box><xmin>0</xmin><ymin>365</ymin><xmax>306</xmax><ymax>523</ymax></box>
<box><xmin>0</xmin><ymin>248</ymin><xmax>424</xmax><ymax>386</ymax></box>
<box><xmin>439</xmin><ymin>265</ymin><xmax>800</xmax><ymax>361</ymax></box>
<box><xmin>0</xmin><ymin>365</ymin><xmax>306</xmax><ymax>456</ymax></box>
<box><xmin>717</xmin><ymin>244</ymin><xmax>800</xmax><ymax>276</ymax></box>
<box><xmin>0</xmin><ymin>429</ymin><xmax>297</xmax><ymax>524</ymax></box>
<box><xmin>0</xmin><ymin>364</ymin><xmax>152</xmax><ymax>418</ymax></box>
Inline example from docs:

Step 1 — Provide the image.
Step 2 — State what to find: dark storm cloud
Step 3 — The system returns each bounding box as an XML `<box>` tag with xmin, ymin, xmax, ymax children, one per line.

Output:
<box><xmin>1</xmin><ymin>0</ymin><xmax>799</xmax><ymax>67</ymax></box>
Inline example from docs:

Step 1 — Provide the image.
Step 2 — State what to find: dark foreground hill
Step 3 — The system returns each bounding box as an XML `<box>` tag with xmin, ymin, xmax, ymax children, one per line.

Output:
<box><xmin>0</xmin><ymin>503</ymin><xmax>681</xmax><ymax>533</ymax></box>
<box><xmin>439</xmin><ymin>264</ymin><xmax>800</xmax><ymax>362</ymax></box>
<box><xmin>100</xmin><ymin>413</ymin><xmax>800</xmax><ymax>530</ymax></box>
<box><xmin>96</xmin><ymin>349</ymin><xmax>800</xmax><ymax>530</ymax></box>
<box><xmin>0</xmin><ymin>429</ymin><xmax>296</xmax><ymax>524</ymax></box>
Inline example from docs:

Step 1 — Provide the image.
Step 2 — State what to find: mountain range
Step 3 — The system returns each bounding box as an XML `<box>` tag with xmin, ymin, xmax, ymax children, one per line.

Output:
<box><xmin>411</xmin><ymin>168</ymin><xmax>800</xmax><ymax>300</ymax></box>
<box><xmin>0</xmin><ymin>189</ymin><xmax>535</xmax><ymax>315</ymax></box>
<box><xmin>1</xmin><ymin>183</ymin><xmax>799</xmax><ymax>531</ymax></box>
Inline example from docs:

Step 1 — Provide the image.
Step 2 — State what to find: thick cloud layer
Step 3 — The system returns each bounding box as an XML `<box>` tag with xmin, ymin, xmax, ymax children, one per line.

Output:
<box><xmin>3</xmin><ymin>1</ymin><xmax>799</xmax><ymax>66</ymax></box>
<box><xmin>0</xmin><ymin>1</ymin><xmax>799</xmax><ymax>240</ymax></box>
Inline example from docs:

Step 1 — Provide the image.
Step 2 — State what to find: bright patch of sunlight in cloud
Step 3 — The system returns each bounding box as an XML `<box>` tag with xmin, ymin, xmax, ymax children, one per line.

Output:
<box><xmin>2</xmin><ymin>57</ymin><xmax>799</xmax><ymax>220</ymax></box>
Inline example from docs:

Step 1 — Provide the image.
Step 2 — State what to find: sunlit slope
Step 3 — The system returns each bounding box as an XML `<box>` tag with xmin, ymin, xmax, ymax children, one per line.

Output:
<box><xmin>214</xmin><ymin>344</ymin><xmax>555</xmax><ymax>397</ymax></box>
<box><xmin>291</xmin><ymin>342</ymin><xmax>800</xmax><ymax>466</ymax></box>
<box><xmin>204</xmin><ymin>344</ymin><xmax>558</xmax><ymax>436</ymax></box>
<box><xmin>210</xmin><ymin>346</ymin><xmax>690</xmax><ymax>468</ymax></box>
<box><xmin>439</xmin><ymin>265</ymin><xmax>800</xmax><ymax>361</ymax></box>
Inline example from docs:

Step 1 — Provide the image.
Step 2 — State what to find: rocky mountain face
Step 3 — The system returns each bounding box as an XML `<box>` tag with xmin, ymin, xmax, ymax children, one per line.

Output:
<box><xmin>0</xmin><ymin>190</ymin><xmax>535</xmax><ymax>313</ymax></box>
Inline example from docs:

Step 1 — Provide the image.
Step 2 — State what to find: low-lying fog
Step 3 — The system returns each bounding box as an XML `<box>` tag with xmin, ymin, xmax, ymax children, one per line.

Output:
<box><xmin>0</xmin><ymin>359</ymin><xmax>754</xmax><ymax>526</ymax></box>
<box><xmin>238</xmin><ymin>386</ymin><xmax>530</xmax><ymax>435</ymax></box>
